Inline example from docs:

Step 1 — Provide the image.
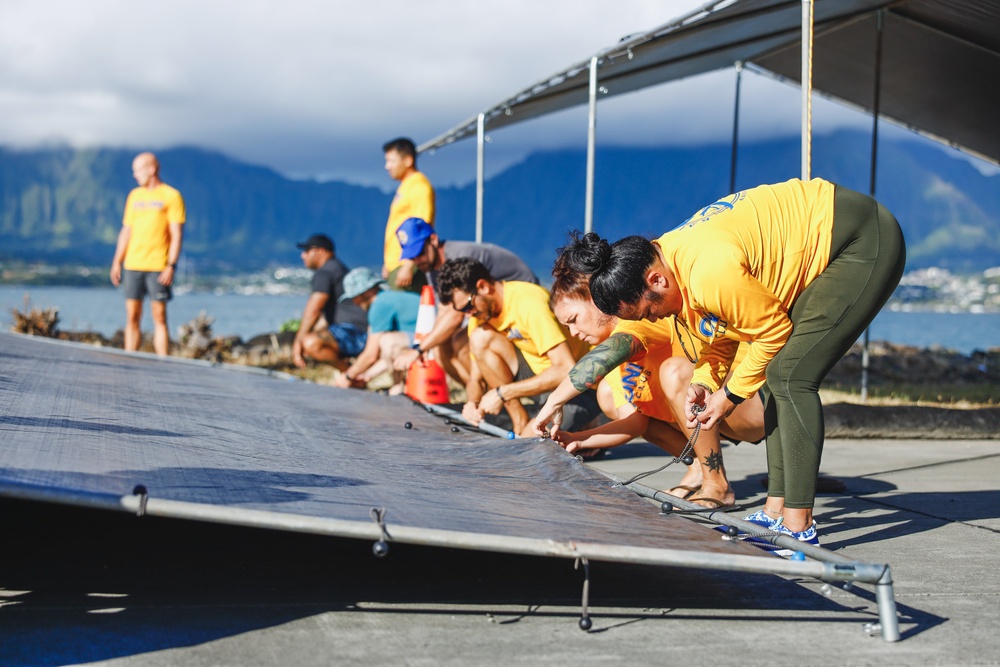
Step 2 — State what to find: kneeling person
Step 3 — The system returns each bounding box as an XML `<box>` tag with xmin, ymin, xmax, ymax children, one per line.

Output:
<box><xmin>293</xmin><ymin>234</ymin><xmax>368</xmax><ymax>371</ymax></box>
<box><xmin>392</xmin><ymin>217</ymin><xmax>538</xmax><ymax>384</ymax></box>
<box><xmin>334</xmin><ymin>267</ymin><xmax>420</xmax><ymax>394</ymax></box>
<box><xmin>436</xmin><ymin>257</ymin><xmax>603</xmax><ymax>436</ymax></box>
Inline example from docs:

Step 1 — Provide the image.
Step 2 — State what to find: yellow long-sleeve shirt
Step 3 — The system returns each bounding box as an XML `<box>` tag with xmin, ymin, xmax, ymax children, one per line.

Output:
<box><xmin>655</xmin><ymin>178</ymin><xmax>836</xmax><ymax>398</ymax></box>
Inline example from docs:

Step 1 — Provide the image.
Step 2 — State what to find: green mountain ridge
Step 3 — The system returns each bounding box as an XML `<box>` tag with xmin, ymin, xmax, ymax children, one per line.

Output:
<box><xmin>2</xmin><ymin>131</ymin><xmax>998</xmax><ymax>278</ymax></box>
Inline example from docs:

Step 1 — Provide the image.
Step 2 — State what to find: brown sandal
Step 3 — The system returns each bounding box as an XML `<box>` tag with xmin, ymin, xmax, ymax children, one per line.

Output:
<box><xmin>679</xmin><ymin>496</ymin><xmax>744</xmax><ymax>513</ymax></box>
<box><xmin>665</xmin><ymin>484</ymin><xmax>702</xmax><ymax>500</ymax></box>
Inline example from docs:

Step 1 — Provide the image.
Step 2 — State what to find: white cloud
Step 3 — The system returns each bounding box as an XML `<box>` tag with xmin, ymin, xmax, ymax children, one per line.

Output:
<box><xmin>0</xmin><ymin>0</ymin><xmax>979</xmax><ymax>188</ymax></box>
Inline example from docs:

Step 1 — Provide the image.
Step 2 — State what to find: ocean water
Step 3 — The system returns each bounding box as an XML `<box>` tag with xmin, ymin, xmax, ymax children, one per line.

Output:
<box><xmin>1</xmin><ymin>284</ymin><xmax>997</xmax><ymax>354</ymax></box>
<box><xmin>0</xmin><ymin>285</ymin><xmax>303</xmax><ymax>343</ymax></box>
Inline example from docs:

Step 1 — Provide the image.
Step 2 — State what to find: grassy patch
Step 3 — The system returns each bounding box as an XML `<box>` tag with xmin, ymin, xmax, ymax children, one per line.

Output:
<box><xmin>821</xmin><ymin>383</ymin><xmax>997</xmax><ymax>408</ymax></box>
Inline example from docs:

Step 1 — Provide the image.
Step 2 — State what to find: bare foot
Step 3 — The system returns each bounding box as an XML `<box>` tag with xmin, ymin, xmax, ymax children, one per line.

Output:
<box><xmin>688</xmin><ymin>483</ymin><xmax>737</xmax><ymax>509</ymax></box>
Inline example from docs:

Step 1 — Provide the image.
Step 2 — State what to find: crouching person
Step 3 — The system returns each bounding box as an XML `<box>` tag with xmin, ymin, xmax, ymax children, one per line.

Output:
<box><xmin>333</xmin><ymin>267</ymin><xmax>420</xmax><ymax>394</ymax></box>
<box><xmin>436</xmin><ymin>258</ymin><xmax>606</xmax><ymax>436</ymax></box>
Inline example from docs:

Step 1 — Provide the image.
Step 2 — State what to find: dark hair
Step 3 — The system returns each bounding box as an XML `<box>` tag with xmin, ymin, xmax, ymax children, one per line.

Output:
<box><xmin>436</xmin><ymin>257</ymin><xmax>494</xmax><ymax>305</ymax></box>
<box><xmin>558</xmin><ymin>232</ymin><xmax>656</xmax><ymax>316</ymax></box>
<box><xmin>382</xmin><ymin>137</ymin><xmax>417</xmax><ymax>162</ymax></box>
<box><xmin>549</xmin><ymin>235</ymin><xmax>594</xmax><ymax>310</ymax></box>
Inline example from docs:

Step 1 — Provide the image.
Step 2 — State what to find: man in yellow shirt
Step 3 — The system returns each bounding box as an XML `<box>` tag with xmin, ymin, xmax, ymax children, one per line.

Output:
<box><xmin>110</xmin><ymin>152</ymin><xmax>185</xmax><ymax>356</ymax></box>
<box><xmin>435</xmin><ymin>258</ymin><xmax>601</xmax><ymax>437</ymax></box>
<box><xmin>554</xmin><ymin>180</ymin><xmax>905</xmax><ymax>555</ymax></box>
<box><xmin>382</xmin><ymin>137</ymin><xmax>434</xmax><ymax>292</ymax></box>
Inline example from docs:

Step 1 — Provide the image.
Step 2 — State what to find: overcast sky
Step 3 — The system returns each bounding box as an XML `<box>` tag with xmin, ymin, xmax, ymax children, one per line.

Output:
<box><xmin>0</xmin><ymin>0</ymin><xmax>966</xmax><ymax>189</ymax></box>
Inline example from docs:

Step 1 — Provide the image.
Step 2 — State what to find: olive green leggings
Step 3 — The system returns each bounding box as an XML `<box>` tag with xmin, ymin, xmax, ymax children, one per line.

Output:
<box><xmin>760</xmin><ymin>186</ymin><xmax>906</xmax><ymax>509</ymax></box>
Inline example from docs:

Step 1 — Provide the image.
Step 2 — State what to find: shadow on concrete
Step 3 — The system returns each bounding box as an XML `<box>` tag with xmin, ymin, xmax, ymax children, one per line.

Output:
<box><xmin>0</xmin><ymin>495</ymin><xmax>928</xmax><ymax>665</ymax></box>
<box><xmin>816</xmin><ymin>489</ymin><xmax>1000</xmax><ymax>551</ymax></box>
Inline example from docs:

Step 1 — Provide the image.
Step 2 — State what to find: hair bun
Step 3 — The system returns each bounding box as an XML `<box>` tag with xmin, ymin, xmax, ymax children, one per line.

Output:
<box><xmin>584</xmin><ymin>232</ymin><xmax>612</xmax><ymax>268</ymax></box>
<box><xmin>563</xmin><ymin>231</ymin><xmax>611</xmax><ymax>275</ymax></box>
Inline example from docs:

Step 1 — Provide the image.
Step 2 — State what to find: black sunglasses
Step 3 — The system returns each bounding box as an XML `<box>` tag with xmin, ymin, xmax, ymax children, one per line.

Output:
<box><xmin>456</xmin><ymin>294</ymin><xmax>475</xmax><ymax>314</ymax></box>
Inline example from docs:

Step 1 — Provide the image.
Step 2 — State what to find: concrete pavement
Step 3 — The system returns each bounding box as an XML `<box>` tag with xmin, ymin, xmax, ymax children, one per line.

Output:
<box><xmin>2</xmin><ymin>436</ymin><xmax>999</xmax><ymax>666</ymax></box>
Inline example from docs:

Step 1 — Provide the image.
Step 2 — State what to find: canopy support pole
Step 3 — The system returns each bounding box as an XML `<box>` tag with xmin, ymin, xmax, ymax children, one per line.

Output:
<box><xmin>476</xmin><ymin>113</ymin><xmax>485</xmax><ymax>243</ymax></box>
<box><xmin>861</xmin><ymin>9</ymin><xmax>885</xmax><ymax>402</ymax></box>
<box><xmin>584</xmin><ymin>56</ymin><xmax>599</xmax><ymax>234</ymax></box>
<box><xmin>730</xmin><ymin>61</ymin><xmax>743</xmax><ymax>194</ymax></box>
<box><xmin>801</xmin><ymin>0</ymin><xmax>813</xmax><ymax>181</ymax></box>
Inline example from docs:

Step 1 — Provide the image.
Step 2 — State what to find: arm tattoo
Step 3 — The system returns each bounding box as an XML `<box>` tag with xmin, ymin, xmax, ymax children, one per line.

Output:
<box><xmin>568</xmin><ymin>333</ymin><xmax>643</xmax><ymax>392</ymax></box>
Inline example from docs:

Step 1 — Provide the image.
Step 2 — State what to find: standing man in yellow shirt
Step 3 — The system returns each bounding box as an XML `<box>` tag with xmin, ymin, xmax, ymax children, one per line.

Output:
<box><xmin>382</xmin><ymin>137</ymin><xmax>434</xmax><ymax>291</ymax></box>
<box><xmin>109</xmin><ymin>152</ymin><xmax>186</xmax><ymax>356</ymax></box>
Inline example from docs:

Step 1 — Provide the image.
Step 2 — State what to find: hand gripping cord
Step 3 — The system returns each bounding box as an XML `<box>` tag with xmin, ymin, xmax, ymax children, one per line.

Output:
<box><xmin>614</xmin><ymin>404</ymin><xmax>704</xmax><ymax>488</ymax></box>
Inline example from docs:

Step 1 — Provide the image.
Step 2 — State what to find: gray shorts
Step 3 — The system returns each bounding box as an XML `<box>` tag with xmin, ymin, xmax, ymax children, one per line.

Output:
<box><xmin>123</xmin><ymin>270</ymin><xmax>172</xmax><ymax>302</ymax></box>
<box><xmin>512</xmin><ymin>348</ymin><xmax>536</xmax><ymax>383</ymax></box>
<box><xmin>512</xmin><ymin>348</ymin><xmax>603</xmax><ymax>431</ymax></box>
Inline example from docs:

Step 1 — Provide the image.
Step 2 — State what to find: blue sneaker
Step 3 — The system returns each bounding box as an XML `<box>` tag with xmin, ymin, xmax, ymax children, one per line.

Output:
<box><xmin>714</xmin><ymin>509</ymin><xmax>779</xmax><ymax>539</ymax></box>
<box><xmin>741</xmin><ymin>509</ymin><xmax>780</xmax><ymax>529</ymax></box>
<box><xmin>772</xmin><ymin>520</ymin><xmax>820</xmax><ymax>557</ymax></box>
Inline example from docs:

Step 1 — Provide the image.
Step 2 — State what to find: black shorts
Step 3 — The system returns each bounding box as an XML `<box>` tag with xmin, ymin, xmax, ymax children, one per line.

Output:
<box><xmin>123</xmin><ymin>270</ymin><xmax>172</xmax><ymax>302</ymax></box>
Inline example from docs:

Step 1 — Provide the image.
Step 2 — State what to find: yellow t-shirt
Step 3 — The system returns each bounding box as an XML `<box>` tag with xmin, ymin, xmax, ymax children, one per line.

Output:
<box><xmin>604</xmin><ymin>318</ymin><xmax>686</xmax><ymax>424</ymax></box>
<box><xmin>606</xmin><ymin>323</ymin><xmax>752</xmax><ymax>424</ymax></box>
<box><xmin>122</xmin><ymin>184</ymin><xmax>186</xmax><ymax>272</ymax></box>
<box><xmin>655</xmin><ymin>177</ymin><xmax>836</xmax><ymax>397</ymax></box>
<box><xmin>384</xmin><ymin>171</ymin><xmax>435</xmax><ymax>271</ymax></box>
<box><xmin>469</xmin><ymin>281</ymin><xmax>590</xmax><ymax>374</ymax></box>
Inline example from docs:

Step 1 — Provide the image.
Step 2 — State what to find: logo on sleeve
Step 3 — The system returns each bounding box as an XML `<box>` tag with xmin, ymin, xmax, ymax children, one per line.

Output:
<box><xmin>670</xmin><ymin>191</ymin><xmax>747</xmax><ymax>230</ymax></box>
<box><xmin>620</xmin><ymin>362</ymin><xmax>652</xmax><ymax>405</ymax></box>
<box><xmin>698</xmin><ymin>313</ymin><xmax>729</xmax><ymax>341</ymax></box>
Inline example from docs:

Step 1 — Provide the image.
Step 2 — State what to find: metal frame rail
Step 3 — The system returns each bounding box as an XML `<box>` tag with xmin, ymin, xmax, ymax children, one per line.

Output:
<box><xmin>601</xmin><ymin>472</ymin><xmax>899</xmax><ymax>641</ymax></box>
<box><xmin>417</xmin><ymin>402</ymin><xmax>901</xmax><ymax>642</ymax></box>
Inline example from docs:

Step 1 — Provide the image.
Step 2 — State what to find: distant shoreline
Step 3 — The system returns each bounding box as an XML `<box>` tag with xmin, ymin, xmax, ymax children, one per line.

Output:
<box><xmin>4</xmin><ymin>283</ymin><xmax>1000</xmax><ymax>356</ymax></box>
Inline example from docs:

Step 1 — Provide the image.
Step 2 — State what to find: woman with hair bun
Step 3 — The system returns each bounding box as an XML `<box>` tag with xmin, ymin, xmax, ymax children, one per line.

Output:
<box><xmin>536</xmin><ymin>249</ymin><xmax>764</xmax><ymax>509</ymax></box>
<box><xmin>537</xmin><ymin>178</ymin><xmax>905</xmax><ymax>556</ymax></box>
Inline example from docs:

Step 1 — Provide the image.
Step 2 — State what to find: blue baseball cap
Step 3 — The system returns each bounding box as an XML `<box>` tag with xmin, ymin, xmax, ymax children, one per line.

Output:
<box><xmin>396</xmin><ymin>217</ymin><xmax>435</xmax><ymax>260</ymax></box>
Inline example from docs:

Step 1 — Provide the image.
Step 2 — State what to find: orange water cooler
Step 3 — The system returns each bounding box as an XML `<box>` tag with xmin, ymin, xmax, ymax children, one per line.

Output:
<box><xmin>405</xmin><ymin>286</ymin><xmax>449</xmax><ymax>404</ymax></box>
<box><xmin>405</xmin><ymin>357</ymin><xmax>449</xmax><ymax>404</ymax></box>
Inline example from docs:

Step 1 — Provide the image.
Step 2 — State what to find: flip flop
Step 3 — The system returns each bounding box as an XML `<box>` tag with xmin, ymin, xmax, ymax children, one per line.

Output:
<box><xmin>675</xmin><ymin>496</ymin><xmax>744</xmax><ymax>513</ymax></box>
<box><xmin>665</xmin><ymin>484</ymin><xmax>701</xmax><ymax>500</ymax></box>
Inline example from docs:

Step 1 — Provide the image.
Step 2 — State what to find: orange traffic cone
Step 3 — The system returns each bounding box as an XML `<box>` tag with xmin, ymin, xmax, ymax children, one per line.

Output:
<box><xmin>413</xmin><ymin>285</ymin><xmax>436</xmax><ymax>345</ymax></box>
<box><xmin>405</xmin><ymin>357</ymin><xmax>449</xmax><ymax>404</ymax></box>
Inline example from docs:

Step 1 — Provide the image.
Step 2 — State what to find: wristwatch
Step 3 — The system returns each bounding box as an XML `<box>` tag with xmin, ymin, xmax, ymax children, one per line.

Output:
<box><xmin>724</xmin><ymin>386</ymin><xmax>745</xmax><ymax>405</ymax></box>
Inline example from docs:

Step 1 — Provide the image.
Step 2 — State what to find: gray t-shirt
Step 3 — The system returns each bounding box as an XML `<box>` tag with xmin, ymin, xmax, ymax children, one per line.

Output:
<box><xmin>427</xmin><ymin>240</ymin><xmax>538</xmax><ymax>295</ymax></box>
